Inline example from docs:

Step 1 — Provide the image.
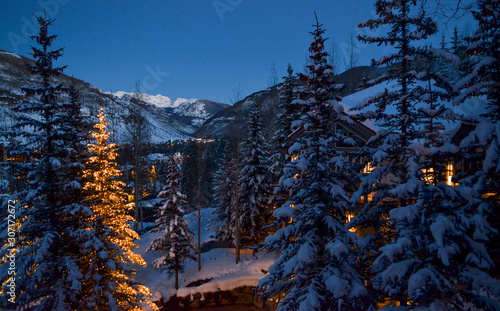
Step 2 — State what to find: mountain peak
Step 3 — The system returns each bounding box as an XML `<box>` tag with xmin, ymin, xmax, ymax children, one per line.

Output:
<box><xmin>111</xmin><ymin>91</ymin><xmax>198</xmax><ymax>109</ymax></box>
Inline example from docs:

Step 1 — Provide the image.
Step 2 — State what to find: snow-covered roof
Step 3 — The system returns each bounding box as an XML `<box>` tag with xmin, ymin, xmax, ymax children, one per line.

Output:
<box><xmin>340</xmin><ymin>80</ymin><xmax>487</xmax><ymax>134</ymax></box>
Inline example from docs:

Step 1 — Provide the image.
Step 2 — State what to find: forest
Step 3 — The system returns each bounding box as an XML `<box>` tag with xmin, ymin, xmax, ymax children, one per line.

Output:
<box><xmin>0</xmin><ymin>0</ymin><xmax>499</xmax><ymax>310</ymax></box>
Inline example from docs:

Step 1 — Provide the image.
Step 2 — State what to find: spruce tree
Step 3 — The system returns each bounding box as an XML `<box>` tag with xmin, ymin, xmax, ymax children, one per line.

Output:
<box><xmin>259</xmin><ymin>16</ymin><xmax>373</xmax><ymax>311</ymax></box>
<box><xmin>212</xmin><ymin>141</ymin><xmax>237</xmax><ymax>244</ymax></box>
<box><xmin>355</xmin><ymin>0</ymin><xmax>499</xmax><ymax>308</ymax></box>
<box><xmin>454</xmin><ymin>0</ymin><xmax>500</xmax><ymax>281</ymax></box>
<box><xmin>82</xmin><ymin>108</ymin><xmax>156</xmax><ymax>311</ymax></box>
<box><xmin>376</xmin><ymin>48</ymin><xmax>498</xmax><ymax>310</ymax></box>
<box><xmin>238</xmin><ymin>105</ymin><xmax>272</xmax><ymax>246</ymax></box>
<box><xmin>0</xmin><ymin>15</ymin><xmax>90</xmax><ymax>310</ymax></box>
<box><xmin>270</xmin><ymin>64</ymin><xmax>299</xmax><ymax>180</ymax></box>
<box><xmin>147</xmin><ymin>157</ymin><xmax>196</xmax><ymax>290</ymax></box>
<box><xmin>451</xmin><ymin>26</ymin><xmax>466</xmax><ymax>59</ymax></box>
<box><xmin>353</xmin><ymin>0</ymin><xmax>439</xmax><ymax>305</ymax></box>
<box><xmin>58</xmin><ymin>80</ymin><xmax>90</xmax><ymax>208</ymax></box>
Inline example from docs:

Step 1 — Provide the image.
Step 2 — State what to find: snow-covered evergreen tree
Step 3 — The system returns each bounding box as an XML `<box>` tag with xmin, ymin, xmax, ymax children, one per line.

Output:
<box><xmin>454</xmin><ymin>0</ymin><xmax>500</xmax><ymax>284</ymax></box>
<box><xmin>147</xmin><ymin>157</ymin><xmax>196</xmax><ymax>290</ymax></box>
<box><xmin>58</xmin><ymin>80</ymin><xmax>90</xmax><ymax>209</ymax></box>
<box><xmin>0</xmin><ymin>15</ymin><xmax>90</xmax><ymax>310</ymax></box>
<box><xmin>270</xmin><ymin>64</ymin><xmax>299</xmax><ymax>180</ymax></box>
<box><xmin>238</xmin><ymin>105</ymin><xmax>272</xmax><ymax>246</ymax></box>
<box><xmin>353</xmin><ymin>1</ymin><xmax>439</xmax><ymax>305</ymax></box>
<box><xmin>259</xmin><ymin>16</ymin><xmax>373</xmax><ymax>311</ymax></box>
<box><xmin>451</xmin><ymin>26</ymin><xmax>466</xmax><ymax>59</ymax></box>
<box><xmin>354</xmin><ymin>0</ymin><xmax>500</xmax><ymax>308</ymax></box>
<box><xmin>82</xmin><ymin>108</ymin><xmax>156</xmax><ymax>311</ymax></box>
<box><xmin>212</xmin><ymin>141</ymin><xmax>237</xmax><ymax>243</ymax></box>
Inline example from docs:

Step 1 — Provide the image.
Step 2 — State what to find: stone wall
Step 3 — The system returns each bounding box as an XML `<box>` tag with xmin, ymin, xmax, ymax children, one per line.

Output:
<box><xmin>160</xmin><ymin>286</ymin><xmax>276</xmax><ymax>310</ymax></box>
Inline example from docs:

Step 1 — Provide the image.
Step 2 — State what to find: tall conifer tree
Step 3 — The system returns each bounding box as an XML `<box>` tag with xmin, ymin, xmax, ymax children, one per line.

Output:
<box><xmin>354</xmin><ymin>0</ymin><xmax>499</xmax><ymax>308</ymax></box>
<box><xmin>0</xmin><ymin>15</ymin><xmax>89</xmax><ymax>310</ymax></box>
<box><xmin>147</xmin><ymin>157</ymin><xmax>195</xmax><ymax>290</ymax></box>
<box><xmin>238</xmin><ymin>105</ymin><xmax>272</xmax><ymax>246</ymax></box>
<box><xmin>270</xmin><ymin>64</ymin><xmax>299</xmax><ymax>180</ymax></box>
<box><xmin>260</xmin><ymin>16</ymin><xmax>373</xmax><ymax>311</ymax></box>
<box><xmin>454</xmin><ymin>0</ymin><xmax>500</xmax><ymax>282</ymax></box>
<box><xmin>82</xmin><ymin>108</ymin><xmax>156</xmax><ymax>311</ymax></box>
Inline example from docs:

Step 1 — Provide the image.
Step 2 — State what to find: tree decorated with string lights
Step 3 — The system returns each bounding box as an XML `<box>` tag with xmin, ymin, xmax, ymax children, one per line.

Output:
<box><xmin>82</xmin><ymin>108</ymin><xmax>157</xmax><ymax>311</ymax></box>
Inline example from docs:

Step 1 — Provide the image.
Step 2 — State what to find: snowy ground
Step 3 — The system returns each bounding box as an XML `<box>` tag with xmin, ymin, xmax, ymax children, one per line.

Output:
<box><xmin>134</xmin><ymin>208</ymin><xmax>277</xmax><ymax>310</ymax></box>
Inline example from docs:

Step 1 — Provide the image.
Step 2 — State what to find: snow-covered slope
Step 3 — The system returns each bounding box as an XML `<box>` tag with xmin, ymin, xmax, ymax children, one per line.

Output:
<box><xmin>0</xmin><ymin>49</ymin><xmax>228</xmax><ymax>142</ymax></box>
<box><xmin>194</xmin><ymin>66</ymin><xmax>388</xmax><ymax>139</ymax></box>
<box><xmin>195</xmin><ymin>65</ymin><xmax>483</xmax><ymax>139</ymax></box>
<box><xmin>112</xmin><ymin>91</ymin><xmax>198</xmax><ymax>109</ymax></box>
<box><xmin>111</xmin><ymin>91</ymin><xmax>229</xmax><ymax>131</ymax></box>
<box><xmin>134</xmin><ymin>208</ymin><xmax>277</xmax><ymax>309</ymax></box>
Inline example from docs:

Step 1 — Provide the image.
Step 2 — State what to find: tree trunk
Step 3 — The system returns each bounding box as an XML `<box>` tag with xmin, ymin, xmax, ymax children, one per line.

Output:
<box><xmin>198</xmin><ymin>178</ymin><xmax>202</xmax><ymax>271</ymax></box>
<box><xmin>175</xmin><ymin>258</ymin><xmax>179</xmax><ymax>290</ymax></box>
<box><xmin>140</xmin><ymin>202</ymin><xmax>144</xmax><ymax>232</ymax></box>
<box><xmin>133</xmin><ymin>150</ymin><xmax>141</xmax><ymax>232</ymax></box>
<box><xmin>235</xmin><ymin>110</ymin><xmax>241</xmax><ymax>265</ymax></box>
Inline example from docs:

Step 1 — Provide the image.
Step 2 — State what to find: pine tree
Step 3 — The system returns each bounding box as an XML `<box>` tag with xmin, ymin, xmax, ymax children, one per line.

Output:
<box><xmin>451</xmin><ymin>26</ymin><xmax>465</xmax><ymax>58</ymax></box>
<box><xmin>376</xmin><ymin>47</ymin><xmax>498</xmax><ymax>309</ymax></box>
<box><xmin>58</xmin><ymin>80</ymin><xmax>90</xmax><ymax>207</ymax></box>
<box><xmin>0</xmin><ymin>15</ymin><xmax>91</xmax><ymax>310</ymax></box>
<box><xmin>82</xmin><ymin>108</ymin><xmax>156</xmax><ymax>311</ymax></box>
<box><xmin>238</xmin><ymin>105</ymin><xmax>272</xmax><ymax>246</ymax></box>
<box><xmin>355</xmin><ymin>0</ymin><xmax>500</xmax><ymax>308</ymax></box>
<box><xmin>212</xmin><ymin>141</ymin><xmax>237</xmax><ymax>243</ymax></box>
<box><xmin>270</xmin><ymin>64</ymin><xmax>299</xmax><ymax>181</ymax></box>
<box><xmin>440</xmin><ymin>33</ymin><xmax>447</xmax><ymax>50</ymax></box>
<box><xmin>147</xmin><ymin>157</ymin><xmax>195</xmax><ymax>290</ymax></box>
<box><xmin>259</xmin><ymin>16</ymin><xmax>373</xmax><ymax>311</ymax></box>
<box><xmin>450</xmin><ymin>25</ymin><xmax>473</xmax><ymax>75</ymax></box>
<box><xmin>353</xmin><ymin>0</ymin><xmax>438</xmax><ymax>305</ymax></box>
<box><xmin>454</xmin><ymin>0</ymin><xmax>500</xmax><ymax>282</ymax></box>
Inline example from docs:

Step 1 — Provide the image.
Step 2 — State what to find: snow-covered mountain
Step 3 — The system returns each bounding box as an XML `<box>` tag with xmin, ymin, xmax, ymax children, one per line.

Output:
<box><xmin>194</xmin><ymin>66</ymin><xmax>388</xmax><ymax>138</ymax></box>
<box><xmin>195</xmin><ymin>65</ymin><xmax>482</xmax><ymax>140</ymax></box>
<box><xmin>112</xmin><ymin>91</ymin><xmax>229</xmax><ymax>129</ymax></box>
<box><xmin>0</xmin><ymin>49</ymin><xmax>229</xmax><ymax>142</ymax></box>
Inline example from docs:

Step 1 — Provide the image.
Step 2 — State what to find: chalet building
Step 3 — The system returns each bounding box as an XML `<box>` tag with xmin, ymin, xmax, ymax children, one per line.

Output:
<box><xmin>280</xmin><ymin>110</ymin><xmax>480</xmax><ymax>225</ymax></box>
<box><xmin>0</xmin><ymin>142</ymin><xmax>7</xmax><ymax>162</ymax></box>
<box><xmin>281</xmin><ymin>116</ymin><xmax>376</xmax><ymax>200</ymax></box>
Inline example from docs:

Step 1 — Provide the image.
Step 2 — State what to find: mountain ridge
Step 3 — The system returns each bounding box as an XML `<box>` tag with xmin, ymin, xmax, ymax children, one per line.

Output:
<box><xmin>0</xmin><ymin>49</ymin><xmax>229</xmax><ymax>142</ymax></box>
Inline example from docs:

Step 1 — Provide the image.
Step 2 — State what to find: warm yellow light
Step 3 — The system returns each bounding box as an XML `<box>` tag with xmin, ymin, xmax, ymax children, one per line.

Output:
<box><xmin>363</xmin><ymin>162</ymin><xmax>373</xmax><ymax>174</ymax></box>
<box><xmin>446</xmin><ymin>162</ymin><xmax>455</xmax><ymax>186</ymax></box>
<box><xmin>422</xmin><ymin>167</ymin><xmax>435</xmax><ymax>184</ymax></box>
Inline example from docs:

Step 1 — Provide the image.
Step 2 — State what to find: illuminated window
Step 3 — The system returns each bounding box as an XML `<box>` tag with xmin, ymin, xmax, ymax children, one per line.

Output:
<box><xmin>347</xmin><ymin>213</ymin><xmax>353</xmax><ymax>222</ymax></box>
<box><xmin>445</xmin><ymin>162</ymin><xmax>455</xmax><ymax>186</ymax></box>
<box><xmin>363</xmin><ymin>162</ymin><xmax>373</xmax><ymax>174</ymax></box>
<box><xmin>365</xmin><ymin>192</ymin><xmax>374</xmax><ymax>203</ymax></box>
<box><xmin>346</xmin><ymin>213</ymin><xmax>356</xmax><ymax>232</ymax></box>
<box><xmin>422</xmin><ymin>162</ymin><xmax>456</xmax><ymax>186</ymax></box>
<box><xmin>422</xmin><ymin>167</ymin><xmax>435</xmax><ymax>184</ymax></box>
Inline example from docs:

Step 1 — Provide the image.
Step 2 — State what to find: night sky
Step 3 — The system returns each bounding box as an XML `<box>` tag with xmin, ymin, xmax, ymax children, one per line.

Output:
<box><xmin>0</xmin><ymin>0</ymin><xmax>473</xmax><ymax>103</ymax></box>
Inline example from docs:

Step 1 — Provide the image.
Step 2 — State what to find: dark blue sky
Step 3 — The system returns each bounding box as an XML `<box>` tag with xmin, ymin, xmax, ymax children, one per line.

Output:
<box><xmin>0</xmin><ymin>0</ymin><xmax>474</xmax><ymax>104</ymax></box>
